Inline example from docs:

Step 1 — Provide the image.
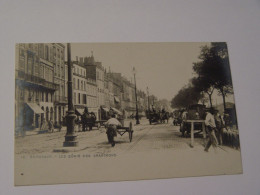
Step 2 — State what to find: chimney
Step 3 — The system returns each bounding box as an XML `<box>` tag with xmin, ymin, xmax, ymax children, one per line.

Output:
<box><xmin>80</xmin><ymin>57</ymin><xmax>83</xmax><ymax>65</ymax></box>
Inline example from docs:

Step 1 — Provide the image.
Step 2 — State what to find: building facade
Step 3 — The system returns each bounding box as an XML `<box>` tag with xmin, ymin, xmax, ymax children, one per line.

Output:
<box><xmin>53</xmin><ymin>43</ymin><xmax>66</xmax><ymax>126</ymax></box>
<box><xmin>15</xmin><ymin>43</ymin><xmax>58</xmax><ymax>130</ymax></box>
<box><xmin>65</xmin><ymin>61</ymin><xmax>99</xmax><ymax>117</ymax></box>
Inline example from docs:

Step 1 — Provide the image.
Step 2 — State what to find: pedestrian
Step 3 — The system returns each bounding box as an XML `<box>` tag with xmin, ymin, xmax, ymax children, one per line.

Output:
<box><xmin>180</xmin><ymin>110</ymin><xmax>188</xmax><ymax>137</ymax></box>
<box><xmin>214</xmin><ymin>110</ymin><xmax>224</xmax><ymax>145</ymax></box>
<box><xmin>82</xmin><ymin>112</ymin><xmax>87</xmax><ymax>132</ymax></box>
<box><xmin>104</xmin><ymin>114</ymin><xmax>122</xmax><ymax>147</ymax></box>
<box><xmin>204</xmin><ymin>108</ymin><xmax>219</xmax><ymax>152</ymax></box>
<box><xmin>48</xmin><ymin>119</ymin><xmax>54</xmax><ymax>133</ymax></box>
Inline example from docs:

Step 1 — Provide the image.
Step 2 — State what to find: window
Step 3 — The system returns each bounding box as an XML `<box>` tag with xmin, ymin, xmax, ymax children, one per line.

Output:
<box><xmin>34</xmin><ymin>58</ymin><xmax>39</xmax><ymax>75</ymax></box>
<box><xmin>45</xmin><ymin>45</ymin><xmax>49</xmax><ymax>60</ymax></box>
<box><xmin>61</xmin><ymin>85</ymin><xmax>64</xmax><ymax>96</ymax></box>
<box><xmin>74</xmin><ymin>93</ymin><xmax>76</xmax><ymax>104</ymax></box>
<box><xmin>81</xmin><ymin>81</ymin><xmax>83</xmax><ymax>91</ymax></box>
<box><xmin>77</xmin><ymin>79</ymin><xmax>79</xmax><ymax>90</ymax></box>
<box><xmin>61</xmin><ymin>66</ymin><xmax>64</xmax><ymax>78</ymax></box>
<box><xmin>27</xmin><ymin>56</ymin><xmax>33</xmax><ymax>74</ymax></box>
<box><xmin>57</xmin><ymin>65</ymin><xmax>60</xmax><ymax>77</ymax></box>
<box><xmin>29</xmin><ymin>44</ymin><xmax>33</xmax><ymax>50</ymax></box>
<box><xmin>40</xmin><ymin>44</ymin><xmax>44</xmax><ymax>58</ymax></box>
<box><xmin>73</xmin><ymin>78</ymin><xmax>75</xmax><ymax>89</ymax></box>
<box><xmin>78</xmin><ymin>93</ymin><xmax>80</xmax><ymax>104</ymax></box>
<box><xmin>46</xmin><ymin>92</ymin><xmax>48</xmax><ymax>102</ymax></box>
<box><xmin>19</xmin><ymin>55</ymin><xmax>25</xmax><ymax>70</ymax></box>
<box><xmin>19</xmin><ymin>88</ymin><xmax>24</xmax><ymax>100</ymax></box>
<box><xmin>83</xmin><ymin>94</ymin><xmax>87</xmax><ymax>104</ymax></box>
<box><xmin>42</xmin><ymin>92</ymin><xmax>44</xmax><ymax>101</ymax></box>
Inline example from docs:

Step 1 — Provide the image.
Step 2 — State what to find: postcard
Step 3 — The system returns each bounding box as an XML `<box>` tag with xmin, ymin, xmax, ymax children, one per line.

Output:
<box><xmin>14</xmin><ymin>42</ymin><xmax>242</xmax><ymax>185</ymax></box>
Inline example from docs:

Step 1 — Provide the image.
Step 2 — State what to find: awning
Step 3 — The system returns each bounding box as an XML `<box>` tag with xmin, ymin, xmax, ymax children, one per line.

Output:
<box><xmin>75</xmin><ymin>108</ymin><xmax>84</xmax><ymax>116</ymax></box>
<box><xmin>114</xmin><ymin>96</ymin><xmax>120</xmax><ymax>103</ymax></box>
<box><xmin>26</xmin><ymin>103</ymin><xmax>44</xmax><ymax>114</ymax></box>
<box><xmin>111</xmin><ymin>107</ymin><xmax>122</xmax><ymax>115</ymax></box>
<box><xmin>101</xmin><ymin>107</ymin><xmax>109</xmax><ymax>112</ymax></box>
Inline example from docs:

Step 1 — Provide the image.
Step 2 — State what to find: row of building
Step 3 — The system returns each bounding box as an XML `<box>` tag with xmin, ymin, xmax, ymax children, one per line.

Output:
<box><xmin>15</xmin><ymin>43</ymin><xmax>156</xmax><ymax>130</ymax></box>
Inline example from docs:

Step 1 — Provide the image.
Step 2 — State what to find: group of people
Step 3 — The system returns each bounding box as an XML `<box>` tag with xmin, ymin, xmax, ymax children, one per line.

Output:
<box><xmin>40</xmin><ymin>118</ymin><xmax>62</xmax><ymax>133</ymax></box>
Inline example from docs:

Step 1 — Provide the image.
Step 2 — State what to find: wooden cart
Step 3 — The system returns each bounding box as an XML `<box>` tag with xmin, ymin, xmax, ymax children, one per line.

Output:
<box><xmin>116</xmin><ymin>121</ymin><xmax>134</xmax><ymax>142</ymax></box>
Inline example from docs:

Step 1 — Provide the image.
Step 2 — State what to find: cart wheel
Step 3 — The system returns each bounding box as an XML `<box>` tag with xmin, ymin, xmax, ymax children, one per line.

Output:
<box><xmin>129</xmin><ymin>122</ymin><xmax>133</xmax><ymax>142</ymax></box>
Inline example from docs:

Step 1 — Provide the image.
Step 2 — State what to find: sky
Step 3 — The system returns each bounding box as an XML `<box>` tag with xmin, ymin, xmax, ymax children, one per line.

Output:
<box><xmin>66</xmin><ymin>42</ymin><xmax>211</xmax><ymax>101</ymax></box>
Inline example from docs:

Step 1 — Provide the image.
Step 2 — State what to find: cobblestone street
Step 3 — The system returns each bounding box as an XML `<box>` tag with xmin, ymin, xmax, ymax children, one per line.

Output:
<box><xmin>15</xmin><ymin>118</ymin><xmax>239</xmax><ymax>155</ymax></box>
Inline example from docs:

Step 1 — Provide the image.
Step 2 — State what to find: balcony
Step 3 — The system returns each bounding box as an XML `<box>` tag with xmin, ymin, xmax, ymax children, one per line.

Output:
<box><xmin>16</xmin><ymin>70</ymin><xmax>59</xmax><ymax>91</ymax></box>
<box><xmin>54</xmin><ymin>95</ymin><xmax>68</xmax><ymax>104</ymax></box>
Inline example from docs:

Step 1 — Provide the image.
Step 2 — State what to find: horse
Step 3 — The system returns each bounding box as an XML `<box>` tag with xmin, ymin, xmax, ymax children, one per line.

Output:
<box><xmin>160</xmin><ymin>112</ymin><xmax>169</xmax><ymax>123</ymax></box>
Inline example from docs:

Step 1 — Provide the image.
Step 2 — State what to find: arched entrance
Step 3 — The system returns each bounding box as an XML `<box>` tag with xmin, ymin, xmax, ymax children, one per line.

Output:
<box><xmin>41</xmin><ymin>106</ymin><xmax>44</xmax><ymax>125</ymax></box>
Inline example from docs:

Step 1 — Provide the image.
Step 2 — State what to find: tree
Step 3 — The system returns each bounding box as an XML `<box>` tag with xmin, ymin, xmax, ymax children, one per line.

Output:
<box><xmin>192</xmin><ymin>42</ymin><xmax>233</xmax><ymax>109</ymax></box>
<box><xmin>191</xmin><ymin>76</ymin><xmax>214</xmax><ymax>107</ymax></box>
<box><xmin>211</xmin><ymin>42</ymin><xmax>233</xmax><ymax>109</ymax></box>
<box><xmin>171</xmin><ymin>84</ymin><xmax>202</xmax><ymax>109</ymax></box>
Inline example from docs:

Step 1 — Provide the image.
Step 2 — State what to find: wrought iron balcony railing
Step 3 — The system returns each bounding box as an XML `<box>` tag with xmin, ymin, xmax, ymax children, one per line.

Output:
<box><xmin>16</xmin><ymin>70</ymin><xmax>59</xmax><ymax>91</ymax></box>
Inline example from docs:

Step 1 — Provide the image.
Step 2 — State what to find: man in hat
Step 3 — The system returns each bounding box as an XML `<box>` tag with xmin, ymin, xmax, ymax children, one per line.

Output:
<box><xmin>204</xmin><ymin>107</ymin><xmax>219</xmax><ymax>152</ymax></box>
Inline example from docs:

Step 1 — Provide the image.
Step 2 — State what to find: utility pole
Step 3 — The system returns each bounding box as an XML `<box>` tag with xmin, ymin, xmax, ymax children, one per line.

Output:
<box><xmin>133</xmin><ymin>67</ymin><xmax>140</xmax><ymax>125</ymax></box>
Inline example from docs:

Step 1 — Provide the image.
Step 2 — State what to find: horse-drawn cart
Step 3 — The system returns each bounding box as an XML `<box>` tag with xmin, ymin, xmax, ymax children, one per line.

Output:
<box><xmin>148</xmin><ymin>111</ymin><xmax>169</xmax><ymax>125</ymax></box>
<box><xmin>148</xmin><ymin>112</ymin><xmax>161</xmax><ymax>124</ymax></box>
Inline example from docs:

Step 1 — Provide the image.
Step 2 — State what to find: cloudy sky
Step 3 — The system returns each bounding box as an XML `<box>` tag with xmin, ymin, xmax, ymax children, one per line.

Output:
<box><xmin>66</xmin><ymin>42</ymin><xmax>212</xmax><ymax>101</ymax></box>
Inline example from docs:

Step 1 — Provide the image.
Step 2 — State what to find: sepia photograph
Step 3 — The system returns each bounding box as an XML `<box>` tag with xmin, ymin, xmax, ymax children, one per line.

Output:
<box><xmin>14</xmin><ymin>42</ymin><xmax>242</xmax><ymax>186</ymax></box>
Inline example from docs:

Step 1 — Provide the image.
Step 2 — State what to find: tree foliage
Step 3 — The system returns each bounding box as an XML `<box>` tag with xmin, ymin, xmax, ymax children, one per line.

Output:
<box><xmin>192</xmin><ymin>42</ymin><xmax>233</xmax><ymax>109</ymax></box>
<box><xmin>171</xmin><ymin>84</ymin><xmax>202</xmax><ymax>109</ymax></box>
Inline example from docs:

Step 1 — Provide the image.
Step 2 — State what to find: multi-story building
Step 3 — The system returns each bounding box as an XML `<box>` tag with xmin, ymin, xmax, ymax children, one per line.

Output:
<box><xmin>65</xmin><ymin>61</ymin><xmax>98</xmax><ymax>117</ymax></box>
<box><xmin>15</xmin><ymin>43</ymin><xmax>58</xmax><ymax>130</ymax></box>
<box><xmin>86</xmin><ymin>78</ymin><xmax>98</xmax><ymax>117</ymax></box>
<box><xmin>83</xmin><ymin>53</ymin><xmax>105</xmax><ymax>119</ymax></box>
<box><xmin>121</xmin><ymin>77</ymin><xmax>136</xmax><ymax>117</ymax></box>
<box><xmin>106</xmin><ymin>72</ymin><xmax>123</xmax><ymax>111</ymax></box>
<box><xmin>53</xmin><ymin>43</ymin><xmax>66</xmax><ymax>126</ymax></box>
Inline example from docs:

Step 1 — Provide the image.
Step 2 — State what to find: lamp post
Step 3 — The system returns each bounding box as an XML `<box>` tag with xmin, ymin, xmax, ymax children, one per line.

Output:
<box><xmin>146</xmin><ymin>87</ymin><xmax>150</xmax><ymax>111</ymax></box>
<box><xmin>146</xmin><ymin>86</ymin><xmax>150</xmax><ymax>119</ymax></box>
<box><xmin>133</xmin><ymin>67</ymin><xmax>140</xmax><ymax>125</ymax></box>
<box><xmin>63</xmin><ymin>43</ymin><xmax>78</xmax><ymax>147</ymax></box>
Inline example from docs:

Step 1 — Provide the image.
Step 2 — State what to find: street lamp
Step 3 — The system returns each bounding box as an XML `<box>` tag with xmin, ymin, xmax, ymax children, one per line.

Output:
<box><xmin>63</xmin><ymin>43</ymin><xmax>78</xmax><ymax>147</ymax></box>
<box><xmin>146</xmin><ymin>87</ymin><xmax>150</xmax><ymax>111</ymax></box>
<box><xmin>133</xmin><ymin>67</ymin><xmax>140</xmax><ymax>125</ymax></box>
<box><xmin>146</xmin><ymin>86</ymin><xmax>150</xmax><ymax>120</ymax></box>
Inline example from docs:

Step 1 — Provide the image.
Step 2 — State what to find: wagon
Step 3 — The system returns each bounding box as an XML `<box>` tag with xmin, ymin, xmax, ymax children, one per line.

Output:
<box><xmin>148</xmin><ymin>112</ymin><xmax>161</xmax><ymax>125</ymax></box>
<box><xmin>116</xmin><ymin>121</ymin><xmax>134</xmax><ymax>142</ymax></box>
<box><xmin>106</xmin><ymin>121</ymin><xmax>134</xmax><ymax>146</ymax></box>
